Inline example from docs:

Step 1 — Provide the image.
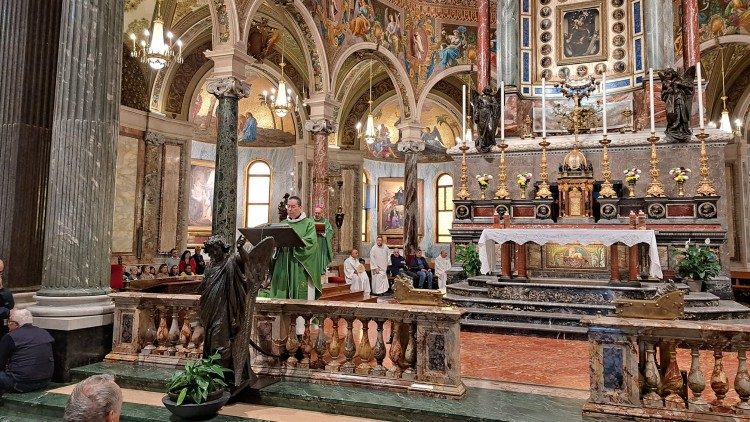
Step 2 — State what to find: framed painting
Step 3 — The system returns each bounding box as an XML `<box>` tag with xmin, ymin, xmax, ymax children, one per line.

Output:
<box><xmin>556</xmin><ymin>1</ymin><xmax>607</xmax><ymax>65</ymax></box>
<box><xmin>377</xmin><ymin>177</ymin><xmax>424</xmax><ymax>236</ymax></box>
<box><xmin>188</xmin><ymin>159</ymin><xmax>215</xmax><ymax>233</ymax></box>
<box><xmin>544</xmin><ymin>243</ymin><xmax>608</xmax><ymax>270</ymax></box>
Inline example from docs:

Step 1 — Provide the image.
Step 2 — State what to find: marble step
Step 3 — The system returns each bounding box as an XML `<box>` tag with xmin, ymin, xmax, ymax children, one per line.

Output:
<box><xmin>445</xmin><ymin>293</ymin><xmax>615</xmax><ymax>316</ymax></box>
<box><xmin>320</xmin><ymin>282</ymin><xmax>352</xmax><ymax>298</ymax></box>
<box><xmin>463</xmin><ymin>308</ymin><xmax>591</xmax><ymax>326</ymax></box>
<box><xmin>683</xmin><ymin>292</ymin><xmax>721</xmax><ymax>308</ymax></box>
<box><xmin>460</xmin><ymin>318</ymin><xmax>589</xmax><ymax>340</ymax></box>
<box><xmin>446</xmin><ymin>281</ymin><xmax>489</xmax><ymax>297</ymax></box>
<box><xmin>683</xmin><ymin>300</ymin><xmax>750</xmax><ymax>320</ymax></box>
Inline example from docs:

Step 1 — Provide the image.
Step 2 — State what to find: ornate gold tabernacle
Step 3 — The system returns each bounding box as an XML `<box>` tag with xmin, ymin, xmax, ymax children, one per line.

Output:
<box><xmin>393</xmin><ymin>274</ymin><xmax>444</xmax><ymax>306</ymax></box>
<box><xmin>612</xmin><ymin>290</ymin><xmax>685</xmax><ymax>320</ymax></box>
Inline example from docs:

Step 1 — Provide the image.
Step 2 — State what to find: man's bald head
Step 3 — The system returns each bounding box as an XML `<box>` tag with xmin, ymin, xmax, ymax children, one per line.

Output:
<box><xmin>313</xmin><ymin>206</ymin><xmax>324</xmax><ymax>219</ymax></box>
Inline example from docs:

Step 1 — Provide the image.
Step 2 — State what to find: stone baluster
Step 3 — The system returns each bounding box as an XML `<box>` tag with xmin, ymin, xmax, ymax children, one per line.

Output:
<box><xmin>642</xmin><ymin>342</ymin><xmax>663</xmax><ymax>407</ymax></box>
<box><xmin>356</xmin><ymin>319</ymin><xmax>374</xmax><ymax>375</ymax></box>
<box><xmin>299</xmin><ymin>315</ymin><xmax>313</xmax><ymax>369</ymax></box>
<box><xmin>156</xmin><ymin>307</ymin><xmax>169</xmax><ymax>354</ymax></box>
<box><xmin>167</xmin><ymin>307</ymin><xmax>180</xmax><ymax>356</ymax></box>
<box><xmin>401</xmin><ymin>321</ymin><xmax>417</xmax><ymax>380</ymax></box>
<box><xmin>327</xmin><ymin>318</ymin><xmax>341</xmax><ymax>371</ymax></box>
<box><xmin>192</xmin><ymin>318</ymin><xmax>205</xmax><ymax>357</ymax></box>
<box><xmin>341</xmin><ymin>317</ymin><xmax>357</xmax><ymax>373</ymax></box>
<box><xmin>687</xmin><ymin>346</ymin><xmax>709</xmax><ymax>411</ymax></box>
<box><xmin>141</xmin><ymin>306</ymin><xmax>157</xmax><ymax>354</ymax></box>
<box><xmin>176</xmin><ymin>308</ymin><xmax>192</xmax><ymax>357</ymax></box>
<box><xmin>387</xmin><ymin>321</ymin><xmax>404</xmax><ymax>378</ymax></box>
<box><xmin>286</xmin><ymin>316</ymin><xmax>300</xmax><ymax>367</ymax></box>
<box><xmin>313</xmin><ymin>316</ymin><xmax>328</xmax><ymax>369</ymax></box>
<box><xmin>372</xmin><ymin>319</ymin><xmax>387</xmax><ymax>376</ymax></box>
<box><xmin>735</xmin><ymin>349</ymin><xmax>750</xmax><ymax>415</ymax></box>
<box><xmin>710</xmin><ymin>349</ymin><xmax>730</xmax><ymax>413</ymax></box>
<box><xmin>661</xmin><ymin>342</ymin><xmax>685</xmax><ymax>409</ymax></box>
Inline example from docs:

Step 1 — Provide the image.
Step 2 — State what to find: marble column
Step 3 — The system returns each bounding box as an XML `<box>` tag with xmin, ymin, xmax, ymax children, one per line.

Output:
<box><xmin>681</xmin><ymin>0</ymin><xmax>700</xmax><ymax>68</ymax></box>
<box><xmin>644</xmin><ymin>0</ymin><xmax>675</xmax><ymax>70</ymax></box>
<box><xmin>0</xmin><ymin>0</ymin><xmax>61</xmax><ymax>290</ymax></box>
<box><xmin>140</xmin><ymin>132</ymin><xmax>165</xmax><ymax>261</ymax></box>
<box><xmin>498</xmin><ymin>0</ymin><xmax>519</xmax><ymax>86</ymax></box>
<box><xmin>477</xmin><ymin>0</ymin><xmax>490</xmax><ymax>91</ymax></box>
<box><xmin>31</xmin><ymin>0</ymin><xmax>123</xmax><ymax>381</ymax></box>
<box><xmin>305</xmin><ymin>119</ymin><xmax>337</xmax><ymax>214</ymax></box>
<box><xmin>206</xmin><ymin>77</ymin><xmax>250</xmax><ymax>244</ymax></box>
<box><xmin>397</xmin><ymin>139</ymin><xmax>425</xmax><ymax>254</ymax></box>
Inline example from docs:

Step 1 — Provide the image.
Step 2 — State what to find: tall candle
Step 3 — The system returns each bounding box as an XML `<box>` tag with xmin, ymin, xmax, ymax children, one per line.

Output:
<box><xmin>541</xmin><ymin>78</ymin><xmax>547</xmax><ymax>138</ymax></box>
<box><xmin>500</xmin><ymin>82</ymin><xmax>505</xmax><ymax>139</ymax></box>
<box><xmin>696</xmin><ymin>63</ymin><xmax>704</xmax><ymax>129</ymax></box>
<box><xmin>649</xmin><ymin>68</ymin><xmax>655</xmax><ymax>133</ymax></box>
<box><xmin>496</xmin><ymin>35</ymin><xmax>501</xmax><ymax>89</ymax></box>
<box><xmin>602</xmin><ymin>74</ymin><xmax>607</xmax><ymax>135</ymax></box>
<box><xmin>462</xmin><ymin>84</ymin><xmax>467</xmax><ymax>144</ymax></box>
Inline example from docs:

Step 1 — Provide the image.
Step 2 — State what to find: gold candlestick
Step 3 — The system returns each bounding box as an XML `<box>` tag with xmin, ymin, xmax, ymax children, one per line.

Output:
<box><xmin>598</xmin><ymin>134</ymin><xmax>617</xmax><ymax>198</ymax></box>
<box><xmin>456</xmin><ymin>144</ymin><xmax>471</xmax><ymax>199</ymax></box>
<box><xmin>536</xmin><ymin>138</ymin><xmax>553</xmax><ymax>199</ymax></box>
<box><xmin>695</xmin><ymin>128</ymin><xmax>717</xmax><ymax>196</ymax></box>
<box><xmin>494</xmin><ymin>142</ymin><xmax>510</xmax><ymax>199</ymax></box>
<box><xmin>645</xmin><ymin>132</ymin><xmax>666</xmax><ymax>197</ymax></box>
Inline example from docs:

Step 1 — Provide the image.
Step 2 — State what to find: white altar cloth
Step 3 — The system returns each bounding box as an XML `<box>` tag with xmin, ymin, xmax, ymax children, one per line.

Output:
<box><xmin>477</xmin><ymin>228</ymin><xmax>662</xmax><ymax>279</ymax></box>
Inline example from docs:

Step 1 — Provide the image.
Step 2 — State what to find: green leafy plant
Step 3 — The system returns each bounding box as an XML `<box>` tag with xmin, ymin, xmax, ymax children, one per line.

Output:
<box><xmin>456</xmin><ymin>243</ymin><xmax>481</xmax><ymax>277</ymax></box>
<box><xmin>166</xmin><ymin>352</ymin><xmax>232</xmax><ymax>405</ymax></box>
<box><xmin>671</xmin><ymin>239</ymin><xmax>721</xmax><ymax>281</ymax></box>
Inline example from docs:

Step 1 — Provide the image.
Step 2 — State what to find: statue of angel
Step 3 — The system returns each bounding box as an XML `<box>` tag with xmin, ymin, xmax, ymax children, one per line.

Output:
<box><xmin>471</xmin><ymin>86</ymin><xmax>503</xmax><ymax>153</ymax></box>
<box><xmin>659</xmin><ymin>66</ymin><xmax>696</xmax><ymax>143</ymax></box>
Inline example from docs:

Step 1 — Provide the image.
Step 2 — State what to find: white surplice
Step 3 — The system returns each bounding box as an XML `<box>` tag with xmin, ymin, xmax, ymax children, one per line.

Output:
<box><xmin>435</xmin><ymin>255</ymin><xmax>452</xmax><ymax>291</ymax></box>
<box><xmin>344</xmin><ymin>256</ymin><xmax>370</xmax><ymax>294</ymax></box>
<box><xmin>369</xmin><ymin>245</ymin><xmax>391</xmax><ymax>294</ymax></box>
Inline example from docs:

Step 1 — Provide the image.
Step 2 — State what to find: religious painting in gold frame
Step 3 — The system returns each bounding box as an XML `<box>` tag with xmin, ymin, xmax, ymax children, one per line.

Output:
<box><xmin>188</xmin><ymin>159</ymin><xmax>215</xmax><ymax>234</ymax></box>
<box><xmin>377</xmin><ymin>177</ymin><xmax>424</xmax><ymax>236</ymax></box>
<box><xmin>556</xmin><ymin>1</ymin><xmax>607</xmax><ymax>65</ymax></box>
<box><xmin>544</xmin><ymin>243</ymin><xmax>608</xmax><ymax>270</ymax></box>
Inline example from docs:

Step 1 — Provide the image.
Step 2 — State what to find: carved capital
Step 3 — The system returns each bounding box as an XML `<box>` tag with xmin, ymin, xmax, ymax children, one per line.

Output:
<box><xmin>145</xmin><ymin>131</ymin><xmax>165</xmax><ymax>146</ymax></box>
<box><xmin>206</xmin><ymin>77</ymin><xmax>251</xmax><ymax>99</ymax></box>
<box><xmin>304</xmin><ymin>119</ymin><xmax>337</xmax><ymax>135</ymax></box>
<box><xmin>396</xmin><ymin>139</ymin><xmax>426</xmax><ymax>153</ymax></box>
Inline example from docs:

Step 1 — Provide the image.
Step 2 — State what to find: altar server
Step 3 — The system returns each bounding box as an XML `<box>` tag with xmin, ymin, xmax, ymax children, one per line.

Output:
<box><xmin>344</xmin><ymin>249</ymin><xmax>370</xmax><ymax>294</ymax></box>
<box><xmin>369</xmin><ymin>237</ymin><xmax>390</xmax><ymax>295</ymax></box>
<box><xmin>435</xmin><ymin>249</ymin><xmax>452</xmax><ymax>291</ymax></box>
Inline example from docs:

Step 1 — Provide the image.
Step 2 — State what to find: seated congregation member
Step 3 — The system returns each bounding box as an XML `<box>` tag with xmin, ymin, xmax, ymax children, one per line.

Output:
<box><xmin>0</xmin><ymin>259</ymin><xmax>14</xmax><ymax>338</ymax></box>
<box><xmin>192</xmin><ymin>246</ymin><xmax>206</xmax><ymax>275</ymax></box>
<box><xmin>178</xmin><ymin>250</ymin><xmax>196</xmax><ymax>274</ymax></box>
<box><xmin>180</xmin><ymin>266</ymin><xmax>194</xmax><ymax>276</ymax></box>
<box><xmin>168</xmin><ymin>265</ymin><xmax>180</xmax><ymax>277</ymax></box>
<box><xmin>63</xmin><ymin>374</ymin><xmax>123</xmax><ymax>422</ymax></box>
<box><xmin>388</xmin><ymin>249</ymin><xmax>407</xmax><ymax>277</ymax></box>
<box><xmin>139</xmin><ymin>265</ymin><xmax>154</xmax><ymax>280</ymax></box>
<box><xmin>344</xmin><ymin>249</ymin><xmax>370</xmax><ymax>294</ymax></box>
<box><xmin>410</xmin><ymin>249</ymin><xmax>434</xmax><ymax>289</ymax></box>
<box><xmin>0</xmin><ymin>309</ymin><xmax>54</xmax><ymax>395</ymax></box>
<box><xmin>156</xmin><ymin>264</ymin><xmax>169</xmax><ymax>278</ymax></box>
<box><xmin>165</xmin><ymin>248</ymin><xmax>180</xmax><ymax>268</ymax></box>
<box><xmin>435</xmin><ymin>249</ymin><xmax>452</xmax><ymax>291</ymax></box>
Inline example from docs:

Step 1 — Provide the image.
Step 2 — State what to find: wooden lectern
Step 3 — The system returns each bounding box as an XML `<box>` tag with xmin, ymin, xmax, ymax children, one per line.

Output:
<box><xmin>239</xmin><ymin>224</ymin><xmax>304</xmax><ymax>248</ymax></box>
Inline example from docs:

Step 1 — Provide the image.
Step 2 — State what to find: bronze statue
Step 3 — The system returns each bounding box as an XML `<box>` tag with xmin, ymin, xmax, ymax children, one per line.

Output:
<box><xmin>659</xmin><ymin>66</ymin><xmax>696</xmax><ymax>143</ymax></box>
<box><xmin>472</xmin><ymin>86</ymin><xmax>502</xmax><ymax>153</ymax></box>
<box><xmin>198</xmin><ymin>235</ymin><xmax>275</xmax><ymax>394</ymax></box>
<box><xmin>278</xmin><ymin>193</ymin><xmax>290</xmax><ymax>221</ymax></box>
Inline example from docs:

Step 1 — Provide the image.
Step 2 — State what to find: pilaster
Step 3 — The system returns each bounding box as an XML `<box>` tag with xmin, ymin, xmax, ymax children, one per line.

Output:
<box><xmin>644</xmin><ymin>0</ymin><xmax>675</xmax><ymax>71</ymax></box>
<box><xmin>498</xmin><ymin>0</ymin><xmax>519</xmax><ymax>86</ymax></box>
<box><xmin>305</xmin><ymin>119</ymin><xmax>337</xmax><ymax>214</ymax></box>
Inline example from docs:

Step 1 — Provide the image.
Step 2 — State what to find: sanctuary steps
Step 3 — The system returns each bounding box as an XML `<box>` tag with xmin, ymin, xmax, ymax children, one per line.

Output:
<box><xmin>445</xmin><ymin>277</ymin><xmax>750</xmax><ymax>339</ymax></box>
<box><xmin>319</xmin><ymin>282</ymin><xmax>378</xmax><ymax>302</ymax></box>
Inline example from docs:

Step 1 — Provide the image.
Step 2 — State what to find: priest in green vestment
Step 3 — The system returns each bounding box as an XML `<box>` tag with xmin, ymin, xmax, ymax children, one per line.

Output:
<box><xmin>312</xmin><ymin>205</ymin><xmax>334</xmax><ymax>277</ymax></box>
<box><xmin>269</xmin><ymin>195</ymin><xmax>321</xmax><ymax>300</ymax></box>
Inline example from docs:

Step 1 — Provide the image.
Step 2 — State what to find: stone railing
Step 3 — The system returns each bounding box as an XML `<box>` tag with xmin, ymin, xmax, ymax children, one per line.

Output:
<box><xmin>105</xmin><ymin>292</ymin><xmax>204</xmax><ymax>366</ymax></box>
<box><xmin>251</xmin><ymin>298</ymin><xmax>465</xmax><ymax>398</ymax></box>
<box><xmin>582</xmin><ymin>316</ymin><xmax>750</xmax><ymax>421</ymax></box>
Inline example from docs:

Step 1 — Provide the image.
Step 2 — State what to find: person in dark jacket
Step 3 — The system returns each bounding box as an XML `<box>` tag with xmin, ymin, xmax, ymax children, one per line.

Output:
<box><xmin>388</xmin><ymin>249</ymin><xmax>407</xmax><ymax>277</ymax></box>
<box><xmin>192</xmin><ymin>246</ymin><xmax>206</xmax><ymax>275</ymax></box>
<box><xmin>409</xmin><ymin>249</ymin><xmax>434</xmax><ymax>289</ymax></box>
<box><xmin>0</xmin><ymin>309</ymin><xmax>54</xmax><ymax>395</ymax></box>
<box><xmin>0</xmin><ymin>259</ymin><xmax>14</xmax><ymax>338</ymax></box>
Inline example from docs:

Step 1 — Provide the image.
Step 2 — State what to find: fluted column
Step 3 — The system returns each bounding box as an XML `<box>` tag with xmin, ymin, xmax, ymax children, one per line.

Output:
<box><xmin>644</xmin><ymin>0</ymin><xmax>675</xmax><ymax>70</ymax></box>
<box><xmin>206</xmin><ymin>77</ymin><xmax>250</xmax><ymax>244</ymax></box>
<box><xmin>305</xmin><ymin>119</ymin><xmax>337</xmax><ymax>213</ymax></box>
<box><xmin>498</xmin><ymin>0</ymin><xmax>519</xmax><ymax>85</ymax></box>
<box><xmin>681</xmin><ymin>0</ymin><xmax>700</xmax><ymax>68</ymax></box>
<box><xmin>477</xmin><ymin>0</ymin><xmax>490</xmax><ymax>91</ymax></box>
<box><xmin>38</xmin><ymin>0</ymin><xmax>123</xmax><ymax>297</ymax></box>
<box><xmin>0</xmin><ymin>0</ymin><xmax>62</xmax><ymax>290</ymax></box>
<box><xmin>397</xmin><ymin>137</ymin><xmax>425</xmax><ymax>255</ymax></box>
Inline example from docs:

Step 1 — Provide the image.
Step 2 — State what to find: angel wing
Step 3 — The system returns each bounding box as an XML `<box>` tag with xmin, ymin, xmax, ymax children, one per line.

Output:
<box><xmin>232</xmin><ymin>236</ymin><xmax>276</xmax><ymax>388</ymax></box>
<box><xmin>682</xmin><ymin>65</ymin><xmax>697</xmax><ymax>83</ymax></box>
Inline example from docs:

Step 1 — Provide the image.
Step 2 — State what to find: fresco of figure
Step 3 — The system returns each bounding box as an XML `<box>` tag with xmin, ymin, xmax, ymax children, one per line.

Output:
<box><xmin>241</xmin><ymin>112</ymin><xmax>257</xmax><ymax>142</ymax></box>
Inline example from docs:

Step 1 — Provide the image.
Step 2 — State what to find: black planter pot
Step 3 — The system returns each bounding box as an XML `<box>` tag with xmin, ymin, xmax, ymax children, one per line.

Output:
<box><xmin>162</xmin><ymin>390</ymin><xmax>230</xmax><ymax>420</ymax></box>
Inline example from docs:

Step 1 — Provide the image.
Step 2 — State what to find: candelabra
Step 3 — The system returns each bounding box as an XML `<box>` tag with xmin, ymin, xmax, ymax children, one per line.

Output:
<box><xmin>494</xmin><ymin>142</ymin><xmax>510</xmax><ymax>199</ymax></box>
<box><xmin>645</xmin><ymin>133</ymin><xmax>666</xmax><ymax>197</ymax></box>
<box><xmin>598</xmin><ymin>135</ymin><xmax>617</xmax><ymax>198</ymax></box>
<box><xmin>535</xmin><ymin>138</ymin><xmax>553</xmax><ymax>199</ymax></box>
<box><xmin>695</xmin><ymin>129</ymin><xmax>717</xmax><ymax>196</ymax></box>
<box><xmin>456</xmin><ymin>144</ymin><xmax>471</xmax><ymax>200</ymax></box>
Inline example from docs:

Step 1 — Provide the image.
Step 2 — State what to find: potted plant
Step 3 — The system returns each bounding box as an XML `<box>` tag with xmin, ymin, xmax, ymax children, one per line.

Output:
<box><xmin>671</xmin><ymin>239</ymin><xmax>721</xmax><ymax>292</ymax></box>
<box><xmin>162</xmin><ymin>352</ymin><xmax>232</xmax><ymax>420</ymax></box>
<box><xmin>456</xmin><ymin>243</ymin><xmax>481</xmax><ymax>277</ymax></box>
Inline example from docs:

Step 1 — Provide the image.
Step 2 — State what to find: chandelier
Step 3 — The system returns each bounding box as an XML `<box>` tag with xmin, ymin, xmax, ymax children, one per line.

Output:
<box><xmin>272</xmin><ymin>37</ymin><xmax>293</xmax><ymax>118</ymax></box>
<box><xmin>719</xmin><ymin>46</ymin><xmax>732</xmax><ymax>133</ymax></box>
<box><xmin>363</xmin><ymin>60</ymin><xmax>377</xmax><ymax>144</ymax></box>
<box><xmin>128</xmin><ymin>1</ymin><xmax>183</xmax><ymax>70</ymax></box>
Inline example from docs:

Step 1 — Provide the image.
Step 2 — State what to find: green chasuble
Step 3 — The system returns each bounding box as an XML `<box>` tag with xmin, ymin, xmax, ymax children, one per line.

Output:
<box><xmin>313</xmin><ymin>217</ymin><xmax>334</xmax><ymax>276</ymax></box>
<box><xmin>269</xmin><ymin>215</ymin><xmax>321</xmax><ymax>299</ymax></box>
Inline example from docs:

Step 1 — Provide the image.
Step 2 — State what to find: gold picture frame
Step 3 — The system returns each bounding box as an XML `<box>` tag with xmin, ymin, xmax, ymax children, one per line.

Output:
<box><xmin>188</xmin><ymin>159</ymin><xmax>215</xmax><ymax>235</ymax></box>
<box><xmin>377</xmin><ymin>177</ymin><xmax>424</xmax><ymax>236</ymax></box>
<box><xmin>556</xmin><ymin>1</ymin><xmax>607</xmax><ymax>66</ymax></box>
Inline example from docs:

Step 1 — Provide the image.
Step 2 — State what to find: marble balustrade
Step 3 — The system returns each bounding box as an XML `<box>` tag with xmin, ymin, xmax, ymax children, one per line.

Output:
<box><xmin>582</xmin><ymin>316</ymin><xmax>750</xmax><ymax>421</ymax></box>
<box><xmin>251</xmin><ymin>299</ymin><xmax>465</xmax><ymax>398</ymax></box>
<box><xmin>105</xmin><ymin>293</ymin><xmax>204</xmax><ymax>367</ymax></box>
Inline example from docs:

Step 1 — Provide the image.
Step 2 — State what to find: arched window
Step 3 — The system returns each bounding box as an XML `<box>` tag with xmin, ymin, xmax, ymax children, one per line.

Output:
<box><xmin>361</xmin><ymin>173</ymin><xmax>370</xmax><ymax>242</ymax></box>
<box><xmin>436</xmin><ymin>174</ymin><xmax>454</xmax><ymax>243</ymax></box>
<box><xmin>245</xmin><ymin>160</ymin><xmax>271</xmax><ymax>227</ymax></box>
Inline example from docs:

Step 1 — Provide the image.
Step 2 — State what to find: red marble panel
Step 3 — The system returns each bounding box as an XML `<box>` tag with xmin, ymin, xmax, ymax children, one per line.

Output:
<box><xmin>512</xmin><ymin>205</ymin><xmax>535</xmax><ymax>218</ymax></box>
<box><xmin>666</xmin><ymin>203</ymin><xmax>696</xmax><ymax>218</ymax></box>
<box><xmin>473</xmin><ymin>206</ymin><xmax>496</xmax><ymax>217</ymax></box>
